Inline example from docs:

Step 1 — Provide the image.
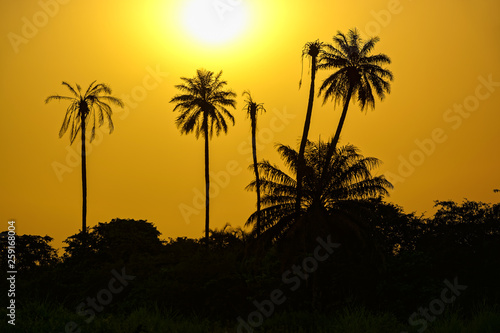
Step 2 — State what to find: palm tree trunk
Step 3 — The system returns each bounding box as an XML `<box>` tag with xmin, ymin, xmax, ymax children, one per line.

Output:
<box><xmin>204</xmin><ymin>120</ymin><xmax>210</xmax><ymax>247</ymax></box>
<box><xmin>251</xmin><ymin>117</ymin><xmax>261</xmax><ymax>237</ymax></box>
<box><xmin>81</xmin><ymin>112</ymin><xmax>87</xmax><ymax>234</ymax></box>
<box><xmin>325</xmin><ymin>85</ymin><xmax>354</xmax><ymax>164</ymax></box>
<box><xmin>296</xmin><ymin>54</ymin><xmax>317</xmax><ymax>215</ymax></box>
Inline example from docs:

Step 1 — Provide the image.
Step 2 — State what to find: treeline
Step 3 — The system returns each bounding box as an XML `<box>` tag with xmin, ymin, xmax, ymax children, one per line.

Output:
<box><xmin>1</xmin><ymin>199</ymin><xmax>499</xmax><ymax>327</ymax></box>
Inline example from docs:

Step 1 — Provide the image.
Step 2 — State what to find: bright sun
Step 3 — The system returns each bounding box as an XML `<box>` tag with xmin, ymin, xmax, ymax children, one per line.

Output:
<box><xmin>182</xmin><ymin>0</ymin><xmax>249</xmax><ymax>45</ymax></box>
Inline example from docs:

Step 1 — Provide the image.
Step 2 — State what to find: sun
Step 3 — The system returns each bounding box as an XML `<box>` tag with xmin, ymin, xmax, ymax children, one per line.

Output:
<box><xmin>181</xmin><ymin>0</ymin><xmax>250</xmax><ymax>45</ymax></box>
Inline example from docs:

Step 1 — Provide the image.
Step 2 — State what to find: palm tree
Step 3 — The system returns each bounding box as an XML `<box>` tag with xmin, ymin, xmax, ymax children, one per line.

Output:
<box><xmin>45</xmin><ymin>81</ymin><xmax>123</xmax><ymax>234</ymax></box>
<box><xmin>318</xmin><ymin>28</ymin><xmax>393</xmax><ymax>163</ymax></box>
<box><xmin>242</xmin><ymin>91</ymin><xmax>266</xmax><ymax>237</ymax></box>
<box><xmin>246</xmin><ymin>141</ymin><xmax>392</xmax><ymax>308</ymax></box>
<box><xmin>245</xmin><ymin>140</ymin><xmax>392</xmax><ymax>241</ymax></box>
<box><xmin>296</xmin><ymin>40</ymin><xmax>323</xmax><ymax>217</ymax></box>
<box><xmin>170</xmin><ymin>69</ymin><xmax>236</xmax><ymax>246</ymax></box>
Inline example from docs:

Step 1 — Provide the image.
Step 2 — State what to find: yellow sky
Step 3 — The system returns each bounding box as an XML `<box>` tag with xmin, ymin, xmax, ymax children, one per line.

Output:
<box><xmin>1</xmin><ymin>0</ymin><xmax>499</xmax><ymax>250</ymax></box>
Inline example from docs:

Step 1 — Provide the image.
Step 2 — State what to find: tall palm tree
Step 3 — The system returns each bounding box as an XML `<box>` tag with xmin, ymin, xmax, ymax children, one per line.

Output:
<box><xmin>45</xmin><ymin>81</ymin><xmax>123</xmax><ymax>234</ymax></box>
<box><xmin>245</xmin><ymin>140</ymin><xmax>392</xmax><ymax>241</ymax></box>
<box><xmin>242</xmin><ymin>91</ymin><xmax>266</xmax><ymax>237</ymax></box>
<box><xmin>296</xmin><ymin>40</ymin><xmax>323</xmax><ymax>217</ymax></box>
<box><xmin>318</xmin><ymin>28</ymin><xmax>393</xmax><ymax>163</ymax></box>
<box><xmin>170</xmin><ymin>69</ymin><xmax>236</xmax><ymax>246</ymax></box>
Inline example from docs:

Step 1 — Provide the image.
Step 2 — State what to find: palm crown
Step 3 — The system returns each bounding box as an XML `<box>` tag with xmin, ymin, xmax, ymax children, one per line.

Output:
<box><xmin>319</xmin><ymin>28</ymin><xmax>393</xmax><ymax>110</ymax></box>
<box><xmin>171</xmin><ymin>69</ymin><xmax>236</xmax><ymax>138</ymax></box>
<box><xmin>45</xmin><ymin>81</ymin><xmax>124</xmax><ymax>144</ymax></box>
<box><xmin>245</xmin><ymin>140</ymin><xmax>393</xmax><ymax>239</ymax></box>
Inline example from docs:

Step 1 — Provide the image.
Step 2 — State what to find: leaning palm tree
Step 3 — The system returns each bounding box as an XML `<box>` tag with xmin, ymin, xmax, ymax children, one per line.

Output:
<box><xmin>319</xmin><ymin>28</ymin><xmax>393</xmax><ymax>163</ymax></box>
<box><xmin>296</xmin><ymin>40</ymin><xmax>324</xmax><ymax>217</ymax></box>
<box><xmin>45</xmin><ymin>81</ymin><xmax>123</xmax><ymax>234</ymax></box>
<box><xmin>245</xmin><ymin>140</ymin><xmax>392</xmax><ymax>242</ymax></box>
<box><xmin>170</xmin><ymin>69</ymin><xmax>236</xmax><ymax>246</ymax></box>
<box><xmin>243</xmin><ymin>91</ymin><xmax>266</xmax><ymax>237</ymax></box>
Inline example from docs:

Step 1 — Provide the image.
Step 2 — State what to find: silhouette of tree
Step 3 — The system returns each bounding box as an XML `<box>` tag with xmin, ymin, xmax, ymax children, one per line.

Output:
<box><xmin>494</xmin><ymin>189</ymin><xmax>499</xmax><ymax>193</ymax></box>
<box><xmin>0</xmin><ymin>233</ymin><xmax>59</xmax><ymax>271</ymax></box>
<box><xmin>208</xmin><ymin>223</ymin><xmax>249</xmax><ymax>250</ymax></box>
<box><xmin>170</xmin><ymin>69</ymin><xmax>236</xmax><ymax>246</ymax></box>
<box><xmin>245</xmin><ymin>140</ymin><xmax>392</xmax><ymax>241</ymax></box>
<box><xmin>242</xmin><ymin>91</ymin><xmax>266</xmax><ymax>237</ymax></box>
<box><xmin>63</xmin><ymin>218</ymin><xmax>163</xmax><ymax>263</ymax></box>
<box><xmin>296</xmin><ymin>40</ymin><xmax>324</xmax><ymax>218</ymax></box>
<box><xmin>319</xmin><ymin>28</ymin><xmax>393</xmax><ymax>163</ymax></box>
<box><xmin>45</xmin><ymin>82</ymin><xmax>123</xmax><ymax>234</ymax></box>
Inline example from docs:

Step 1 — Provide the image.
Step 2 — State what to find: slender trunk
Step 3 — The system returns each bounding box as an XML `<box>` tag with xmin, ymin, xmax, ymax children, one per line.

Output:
<box><xmin>322</xmin><ymin>85</ymin><xmax>354</xmax><ymax>182</ymax></box>
<box><xmin>81</xmin><ymin>112</ymin><xmax>87</xmax><ymax>234</ymax></box>
<box><xmin>296</xmin><ymin>55</ymin><xmax>317</xmax><ymax>215</ymax></box>
<box><xmin>204</xmin><ymin>118</ymin><xmax>210</xmax><ymax>247</ymax></box>
<box><xmin>251</xmin><ymin>116</ymin><xmax>261</xmax><ymax>237</ymax></box>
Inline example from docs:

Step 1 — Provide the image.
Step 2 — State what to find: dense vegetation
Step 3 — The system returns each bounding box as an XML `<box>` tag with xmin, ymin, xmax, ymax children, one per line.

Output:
<box><xmin>1</xmin><ymin>199</ymin><xmax>499</xmax><ymax>332</ymax></box>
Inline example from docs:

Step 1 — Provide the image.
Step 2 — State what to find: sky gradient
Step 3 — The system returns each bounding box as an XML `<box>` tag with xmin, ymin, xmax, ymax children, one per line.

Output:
<box><xmin>1</xmin><ymin>0</ymin><xmax>499</xmax><ymax>250</ymax></box>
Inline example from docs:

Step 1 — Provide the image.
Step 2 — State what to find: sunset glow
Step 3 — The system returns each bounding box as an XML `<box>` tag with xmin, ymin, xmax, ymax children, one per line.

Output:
<box><xmin>1</xmin><ymin>0</ymin><xmax>499</xmax><ymax>249</ymax></box>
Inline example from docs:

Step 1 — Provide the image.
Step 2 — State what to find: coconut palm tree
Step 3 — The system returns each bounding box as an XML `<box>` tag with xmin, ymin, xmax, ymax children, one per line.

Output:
<box><xmin>318</xmin><ymin>28</ymin><xmax>393</xmax><ymax>163</ymax></box>
<box><xmin>242</xmin><ymin>91</ymin><xmax>266</xmax><ymax>237</ymax></box>
<box><xmin>296</xmin><ymin>40</ymin><xmax>324</xmax><ymax>217</ymax></box>
<box><xmin>245</xmin><ymin>140</ymin><xmax>392</xmax><ymax>242</ymax></box>
<box><xmin>170</xmin><ymin>69</ymin><xmax>236</xmax><ymax>246</ymax></box>
<box><xmin>45</xmin><ymin>81</ymin><xmax>123</xmax><ymax>234</ymax></box>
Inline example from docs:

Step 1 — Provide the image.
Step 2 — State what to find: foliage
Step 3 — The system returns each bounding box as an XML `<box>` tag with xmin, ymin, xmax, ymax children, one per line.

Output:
<box><xmin>245</xmin><ymin>140</ymin><xmax>392</xmax><ymax>240</ymax></box>
<box><xmin>318</xmin><ymin>28</ymin><xmax>393</xmax><ymax>111</ymax></box>
<box><xmin>0</xmin><ymin>233</ymin><xmax>59</xmax><ymax>271</ymax></box>
<box><xmin>170</xmin><ymin>69</ymin><xmax>236</xmax><ymax>139</ymax></box>
<box><xmin>45</xmin><ymin>81</ymin><xmax>124</xmax><ymax>144</ymax></box>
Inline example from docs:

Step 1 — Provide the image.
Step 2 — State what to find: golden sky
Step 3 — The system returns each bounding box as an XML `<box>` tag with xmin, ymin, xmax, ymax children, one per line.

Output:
<box><xmin>1</xmin><ymin>0</ymin><xmax>499</xmax><ymax>250</ymax></box>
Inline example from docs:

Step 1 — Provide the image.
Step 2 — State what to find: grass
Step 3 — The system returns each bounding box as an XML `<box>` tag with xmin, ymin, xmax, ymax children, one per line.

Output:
<box><xmin>2</xmin><ymin>301</ymin><xmax>499</xmax><ymax>333</ymax></box>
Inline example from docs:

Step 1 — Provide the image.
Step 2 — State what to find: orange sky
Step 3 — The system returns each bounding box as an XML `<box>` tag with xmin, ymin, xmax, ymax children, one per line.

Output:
<box><xmin>1</xmin><ymin>0</ymin><xmax>499</xmax><ymax>250</ymax></box>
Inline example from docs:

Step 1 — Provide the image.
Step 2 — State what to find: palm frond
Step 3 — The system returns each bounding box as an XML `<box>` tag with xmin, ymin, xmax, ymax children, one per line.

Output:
<box><xmin>245</xmin><ymin>140</ymin><xmax>393</xmax><ymax>240</ymax></box>
<box><xmin>46</xmin><ymin>81</ymin><xmax>121</xmax><ymax>144</ymax></box>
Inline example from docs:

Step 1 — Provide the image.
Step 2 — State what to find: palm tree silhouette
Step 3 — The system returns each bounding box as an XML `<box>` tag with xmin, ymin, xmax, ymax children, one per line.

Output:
<box><xmin>319</xmin><ymin>28</ymin><xmax>393</xmax><ymax>162</ymax></box>
<box><xmin>45</xmin><ymin>81</ymin><xmax>123</xmax><ymax>234</ymax></box>
<box><xmin>242</xmin><ymin>91</ymin><xmax>266</xmax><ymax>237</ymax></box>
<box><xmin>170</xmin><ymin>69</ymin><xmax>236</xmax><ymax>246</ymax></box>
<box><xmin>245</xmin><ymin>140</ymin><xmax>392</xmax><ymax>241</ymax></box>
<box><xmin>296</xmin><ymin>40</ymin><xmax>323</xmax><ymax>218</ymax></box>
